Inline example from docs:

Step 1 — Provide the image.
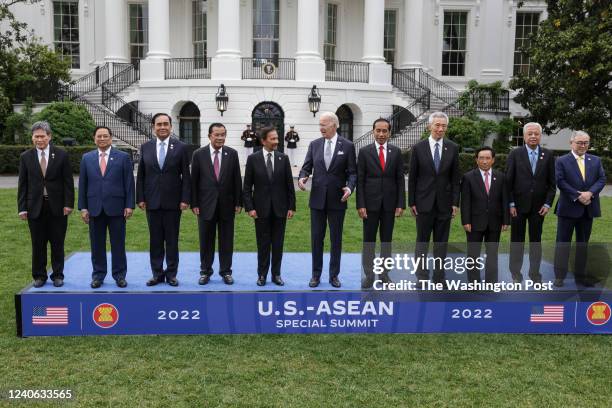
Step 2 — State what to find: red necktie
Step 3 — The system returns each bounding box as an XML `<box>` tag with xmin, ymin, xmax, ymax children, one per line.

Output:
<box><xmin>379</xmin><ymin>145</ymin><xmax>385</xmax><ymax>171</ymax></box>
<box><xmin>484</xmin><ymin>171</ymin><xmax>490</xmax><ymax>195</ymax></box>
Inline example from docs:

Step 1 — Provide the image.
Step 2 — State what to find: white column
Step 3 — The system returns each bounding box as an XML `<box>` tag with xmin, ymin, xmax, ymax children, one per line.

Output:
<box><xmin>104</xmin><ymin>0</ymin><xmax>128</xmax><ymax>63</ymax></box>
<box><xmin>479</xmin><ymin>0</ymin><xmax>505</xmax><ymax>79</ymax></box>
<box><xmin>400</xmin><ymin>0</ymin><xmax>424</xmax><ymax>68</ymax></box>
<box><xmin>362</xmin><ymin>0</ymin><xmax>391</xmax><ymax>85</ymax></box>
<box><xmin>146</xmin><ymin>0</ymin><xmax>171</xmax><ymax>59</ymax></box>
<box><xmin>211</xmin><ymin>0</ymin><xmax>242</xmax><ymax>79</ymax></box>
<box><xmin>295</xmin><ymin>0</ymin><xmax>325</xmax><ymax>81</ymax></box>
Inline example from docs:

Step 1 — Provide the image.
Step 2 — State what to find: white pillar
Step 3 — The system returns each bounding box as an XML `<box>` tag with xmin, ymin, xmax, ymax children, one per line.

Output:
<box><xmin>400</xmin><ymin>0</ymin><xmax>424</xmax><ymax>68</ymax></box>
<box><xmin>104</xmin><ymin>0</ymin><xmax>128</xmax><ymax>63</ymax></box>
<box><xmin>295</xmin><ymin>0</ymin><xmax>325</xmax><ymax>81</ymax></box>
<box><xmin>479</xmin><ymin>0</ymin><xmax>505</xmax><ymax>79</ymax></box>
<box><xmin>146</xmin><ymin>0</ymin><xmax>171</xmax><ymax>59</ymax></box>
<box><xmin>211</xmin><ymin>0</ymin><xmax>241</xmax><ymax>79</ymax></box>
<box><xmin>362</xmin><ymin>0</ymin><xmax>391</xmax><ymax>85</ymax></box>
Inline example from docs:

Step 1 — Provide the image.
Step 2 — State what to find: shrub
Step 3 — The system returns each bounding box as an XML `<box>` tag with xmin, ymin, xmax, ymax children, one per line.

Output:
<box><xmin>33</xmin><ymin>101</ymin><xmax>96</xmax><ymax>145</ymax></box>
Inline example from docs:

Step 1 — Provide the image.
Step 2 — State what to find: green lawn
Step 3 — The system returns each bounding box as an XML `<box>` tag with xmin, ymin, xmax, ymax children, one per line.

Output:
<box><xmin>0</xmin><ymin>188</ymin><xmax>611</xmax><ymax>407</ymax></box>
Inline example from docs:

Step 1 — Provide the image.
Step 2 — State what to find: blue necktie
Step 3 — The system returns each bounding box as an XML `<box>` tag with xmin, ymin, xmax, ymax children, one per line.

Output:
<box><xmin>530</xmin><ymin>150</ymin><xmax>537</xmax><ymax>174</ymax></box>
<box><xmin>159</xmin><ymin>142</ymin><xmax>166</xmax><ymax>168</ymax></box>
<box><xmin>433</xmin><ymin>143</ymin><xmax>441</xmax><ymax>173</ymax></box>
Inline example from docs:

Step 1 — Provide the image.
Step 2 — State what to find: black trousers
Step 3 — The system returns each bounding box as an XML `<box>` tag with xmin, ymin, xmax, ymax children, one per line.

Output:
<box><xmin>509</xmin><ymin>211</ymin><xmax>544</xmax><ymax>280</ymax></box>
<box><xmin>255</xmin><ymin>215</ymin><xmax>287</xmax><ymax>278</ymax></box>
<box><xmin>89</xmin><ymin>211</ymin><xmax>127</xmax><ymax>282</ymax></box>
<box><xmin>310</xmin><ymin>208</ymin><xmax>346</xmax><ymax>279</ymax></box>
<box><xmin>146</xmin><ymin>209</ymin><xmax>181</xmax><ymax>279</ymax></box>
<box><xmin>466</xmin><ymin>229</ymin><xmax>501</xmax><ymax>283</ymax></box>
<box><xmin>414</xmin><ymin>208</ymin><xmax>451</xmax><ymax>281</ymax></box>
<box><xmin>554</xmin><ymin>215</ymin><xmax>593</xmax><ymax>281</ymax></box>
<box><xmin>27</xmin><ymin>199</ymin><xmax>67</xmax><ymax>281</ymax></box>
<box><xmin>198</xmin><ymin>205</ymin><xmax>234</xmax><ymax>276</ymax></box>
<box><xmin>362</xmin><ymin>210</ymin><xmax>395</xmax><ymax>279</ymax></box>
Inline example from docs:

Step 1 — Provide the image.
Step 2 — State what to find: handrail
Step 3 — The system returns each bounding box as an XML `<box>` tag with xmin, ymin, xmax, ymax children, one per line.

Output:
<box><xmin>415</xmin><ymin>68</ymin><xmax>460</xmax><ymax>105</ymax></box>
<box><xmin>325</xmin><ymin>60</ymin><xmax>369</xmax><ymax>83</ymax></box>
<box><xmin>66</xmin><ymin>63</ymin><xmax>110</xmax><ymax>98</ymax></box>
<box><xmin>165</xmin><ymin>58</ymin><xmax>212</xmax><ymax>79</ymax></box>
<box><xmin>391</xmin><ymin>103</ymin><xmax>463</xmax><ymax>150</ymax></box>
<box><xmin>101</xmin><ymin>85</ymin><xmax>153</xmax><ymax>141</ymax></box>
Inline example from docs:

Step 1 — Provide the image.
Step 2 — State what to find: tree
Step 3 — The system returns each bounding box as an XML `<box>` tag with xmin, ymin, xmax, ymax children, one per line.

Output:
<box><xmin>510</xmin><ymin>0</ymin><xmax>612</xmax><ymax>151</ymax></box>
<box><xmin>33</xmin><ymin>101</ymin><xmax>96</xmax><ymax>145</ymax></box>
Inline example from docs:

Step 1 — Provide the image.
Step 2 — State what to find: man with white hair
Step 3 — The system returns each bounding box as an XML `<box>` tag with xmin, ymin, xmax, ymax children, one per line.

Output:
<box><xmin>408</xmin><ymin>111</ymin><xmax>461</xmax><ymax>285</ymax></box>
<box><xmin>505</xmin><ymin>122</ymin><xmax>556</xmax><ymax>284</ymax></box>
<box><xmin>298</xmin><ymin>111</ymin><xmax>357</xmax><ymax>288</ymax></box>
<box><xmin>553</xmin><ymin>131</ymin><xmax>606</xmax><ymax>287</ymax></box>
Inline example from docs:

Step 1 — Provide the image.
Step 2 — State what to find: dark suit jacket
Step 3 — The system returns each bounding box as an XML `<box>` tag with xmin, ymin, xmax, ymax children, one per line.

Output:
<box><xmin>299</xmin><ymin>136</ymin><xmax>357</xmax><ymax>210</ymax></box>
<box><xmin>136</xmin><ymin>137</ymin><xmax>191</xmax><ymax>210</ymax></box>
<box><xmin>356</xmin><ymin>142</ymin><xmax>406</xmax><ymax>211</ymax></box>
<box><xmin>243</xmin><ymin>150</ymin><xmax>296</xmax><ymax>218</ymax></box>
<box><xmin>78</xmin><ymin>148</ymin><xmax>135</xmax><ymax>217</ymax></box>
<box><xmin>505</xmin><ymin>145</ymin><xmax>556</xmax><ymax>213</ymax></box>
<box><xmin>554</xmin><ymin>152</ymin><xmax>606</xmax><ymax>218</ymax></box>
<box><xmin>408</xmin><ymin>138</ymin><xmax>460</xmax><ymax>213</ymax></box>
<box><xmin>191</xmin><ymin>145</ymin><xmax>242</xmax><ymax>220</ymax></box>
<box><xmin>460</xmin><ymin>168</ymin><xmax>510</xmax><ymax>231</ymax></box>
<box><xmin>17</xmin><ymin>145</ymin><xmax>74</xmax><ymax>218</ymax></box>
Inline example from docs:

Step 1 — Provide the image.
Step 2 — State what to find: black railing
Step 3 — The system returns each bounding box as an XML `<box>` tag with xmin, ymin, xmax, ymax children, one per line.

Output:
<box><xmin>65</xmin><ymin>63</ymin><xmax>110</xmax><ymax>98</ymax></box>
<box><xmin>325</xmin><ymin>60</ymin><xmax>369</xmax><ymax>83</ymax></box>
<box><xmin>104</xmin><ymin>62</ymin><xmax>139</xmax><ymax>94</ymax></box>
<box><xmin>411</xmin><ymin>68</ymin><xmax>460</xmax><ymax>106</ymax></box>
<box><xmin>101</xmin><ymin>85</ymin><xmax>153</xmax><ymax>141</ymax></box>
<box><xmin>242</xmin><ymin>58</ymin><xmax>295</xmax><ymax>80</ymax></box>
<box><xmin>469</xmin><ymin>89</ymin><xmax>510</xmax><ymax>112</ymax></box>
<box><xmin>165</xmin><ymin>58</ymin><xmax>211</xmax><ymax>79</ymax></box>
<box><xmin>392</xmin><ymin>68</ymin><xmax>431</xmax><ymax>103</ymax></box>
<box><xmin>391</xmin><ymin>104</ymin><xmax>463</xmax><ymax>150</ymax></box>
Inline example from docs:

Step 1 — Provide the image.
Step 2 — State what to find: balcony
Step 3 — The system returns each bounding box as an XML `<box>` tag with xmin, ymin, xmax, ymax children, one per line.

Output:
<box><xmin>469</xmin><ymin>89</ymin><xmax>510</xmax><ymax>112</ymax></box>
<box><xmin>325</xmin><ymin>60</ymin><xmax>369</xmax><ymax>83</ymax></box>
<box><xmin>241</xmin><ymin>58</ymin><xmax>295</xmax><ymax>80</ymax></box>
<box><xmin>164</xmin><ymin>58</ymin><xmax>211</xmax><ymax>79</ymax></box>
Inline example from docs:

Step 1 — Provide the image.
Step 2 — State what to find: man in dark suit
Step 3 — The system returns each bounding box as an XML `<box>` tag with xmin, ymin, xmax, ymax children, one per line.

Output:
<box><xmin>298</xmin><ymin>111</ymin><xmax>357</xmax><ymax>288</ymax></box>
<box><xmin>136</xmin><ymin>113</ymin><xmax>191</xmax><ymax>287</ymax></box>
<box><xmin>505</xmin><ymin>122</ymin><xmax>556</xmax><ymax>284</ymax></box>
<box><xmin>408</xmin><ymin>112</ymin><xmax>460</xmax><ymax>285</ymax></box>
<box><xmin>553</xmin><ymin>131</ymin><xmax>606</xmax><ymax>287</ymax></box>
<box><xmin>357</xmin><ymin>118</ymin><xmax>405</xmax><ymax>289</ymax></box>
<box><xmin>78</xmin><ymin>126</ymin><xmax>135</xmax><ymax>288</ymax></box>
<box><xmin>461</xmin><ymin>147</ymin><xmax>510</xmax><ymax>283</ymax></box>
<box><xmin>17</xmin><ymin>121</ymin><xmax>74</xmax><ymax>288</ymax></box>
<box><xmin>191</xmin><ymin>123</ymin><xmax>242</xmax><ymax>285</ymax></box>
<box><xmin>243</xmin><ymin>126</ymin><xmax>296</xmax><ymax>286</ymax></box>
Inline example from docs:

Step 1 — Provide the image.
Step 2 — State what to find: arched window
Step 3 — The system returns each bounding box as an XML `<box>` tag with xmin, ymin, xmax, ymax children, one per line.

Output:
<box><xmin>252</xmin><ymin>101</ymin><xmax>285</xmax><ymax>151</ymax></box>
<box><xmin>179</xmin><ymin>102</ymin><xmax>201</xmax><ymax>145</ymax></box>
<box><xmin>336</xmin><ymin>104</ymin><xmax>354</xmax><ymax>141</ymax></box>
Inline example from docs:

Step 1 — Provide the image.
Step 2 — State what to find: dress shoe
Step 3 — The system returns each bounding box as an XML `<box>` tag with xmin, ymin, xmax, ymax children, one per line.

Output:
<box><xmin>329</xmin><ymin>276</ymin><xmax>341</xmax><ymax>288</ymax></box>
<box><xmin>257</xmin><ymin>276</ymin><xmax>266</xmax><ymax>286</ymax></box>
<box><xmin>553</xmin><ymin>278</ymin><xmax>564</xmax><ymax>288</ymax></box>
<box><xmin>146</xmin><ymin>277</ymin><xmax>163</xmax><ymax>287</ymax></box>
<box><xmin>512</xmin><ymin>274</ymin><xmax>523</xmax><ymax>284</ymax></box>
<box><xmin>167</xmin><ymin>278</ymin><xmax>179</xmax><ymax>287</ymax></box>
<box><xmin>309</xmin><ymin>277</ymin><xmax>320</xmax><ymax>288</ymax></box>
<box><xmin>90</xmin><ymin>280</ymin><xmax>103</xmax><ymax>289</ymax></box>
<box><xmin>33</xmin><ymin>279</ymin><xmax>45</xmax><ymax>288</ymax></box>
<box><xmin>361</xmin><ymin>276</ymin><xmax>374</xmax><ymax>289</ymax></box>
<box><xmin>529</xmin><ymin>276</ymin><xmax>542</xmax><ymax>284</ymax></box>
<box><xmin>116</xmin><ymin>279</ymin><xmax>128</xmax><ymax>288</ymax></box>
<box><xmin>222</xmin><ymin>275</ymin><xmax>234</xmax><ymax>285</ymax></box>
<box><xmin>53</xmin><ymin>278</ymin><xmax>64</xmax><ymax>288</ymax></box>
<box><xmin>271</xmin><ymin>275</ymin><xmax>284</xmax><ymax>286</ymax></box>
<box><xmin>199</xmin><ymin>275</ymin><xmax>210</xmax><ymax>285</ymax></box>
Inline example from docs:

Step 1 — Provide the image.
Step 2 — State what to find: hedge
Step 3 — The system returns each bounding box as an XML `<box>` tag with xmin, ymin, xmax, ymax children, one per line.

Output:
<box><xmin>0</xmin><ymin>145</ymin><xmax>134</xmax><ymax>174</ymax></box>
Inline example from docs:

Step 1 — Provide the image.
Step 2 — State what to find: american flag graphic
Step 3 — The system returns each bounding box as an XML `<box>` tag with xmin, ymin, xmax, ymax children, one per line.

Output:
<box><xmin>32</xmin><ymin>306</ymin><xmax>69</xmax><ymax>325</ymax></box>
<box><xmin>530</xmin><ymin>305</ymin><xmax>564</xmax><ymax>323</ymax></box>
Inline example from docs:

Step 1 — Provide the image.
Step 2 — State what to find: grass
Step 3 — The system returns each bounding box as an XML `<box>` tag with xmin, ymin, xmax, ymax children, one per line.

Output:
<box><xmin>0</xmin><ymin>188</ymin><xmax>611</xmax><ymax>407</ymax></box>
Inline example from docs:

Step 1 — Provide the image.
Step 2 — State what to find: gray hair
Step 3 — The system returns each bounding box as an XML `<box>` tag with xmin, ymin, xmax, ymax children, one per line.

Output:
<box><xmin>570</xmin><ymin>130</ymin><xmax>590</xmax><ymax>141</ymax></box>
<box><xmin>320</xmin><ymin>111</ymin><xmax>339</xmax><ymax>128</ymax></box>
<box><xmin>31</xmin><ymin>121</ymin><xmax>52</xmax><ymax>135</ymax></box>
<box><xmin>428</xmin><ymin>111</ymin><xmax>449</xmax><ymax>125</ymax></box>
<box><xmin>523</xmin><ymin>122</ymin><xmax>542</xmax><ymax>134</ymax></box>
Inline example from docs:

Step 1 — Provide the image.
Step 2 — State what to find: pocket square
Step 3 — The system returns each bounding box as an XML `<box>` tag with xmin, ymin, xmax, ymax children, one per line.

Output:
<box><xmin>337</xmin><ymin>151</ymin><xmax>344</xmax><ymax>155</ymax></box>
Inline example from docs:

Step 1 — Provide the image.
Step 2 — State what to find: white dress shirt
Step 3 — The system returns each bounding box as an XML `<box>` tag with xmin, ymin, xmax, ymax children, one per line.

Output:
<box><xmin>262</xmin><ymin>148</ymin><xmax>275</xmax><ymax>172</ymax></box>
<box><xmin>209</xmin><ymin>145</ymin><xmax>222</xmax><ymax>168</ymax></box>
<box><xmin>375</xmin><ymin>141</ymin><xmax>388</xmax><ymax>162</ymax></box>
<box><xmin>479</xmin><ymin>168</ymin><xmax>492</xmax><ymax>186</ymax></box>
<box><xmin>98</xmin><ymin>146</ymin><xmax>111</xmax><ymax>166</ymax></box>
<box><xmin>324</xmin><ymin>134</ymin><xmax>339</xmax><ymax>157</ymax></box>
<box><xmin>156</xmin><ymin>137</ymin><xmax>170</xmax><ymax>162</ymax></box>
<box><xmin>36</xmin><ymin>146</ymin><xmax>50</xmax><ymax>165</ymax></box>
<box><xmin>428</xmin><ymin>136</ymin><xmax>443</xmax><ymax>161</ymax></box>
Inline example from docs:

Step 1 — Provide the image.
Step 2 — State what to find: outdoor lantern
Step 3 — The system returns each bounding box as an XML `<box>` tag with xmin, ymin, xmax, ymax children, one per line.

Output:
<box><xmin>308</xmin><ymin>85</ymin><xmax>321</xmax><ymax>117</ymax></box>
<box><xmin>216</xmin><ymin>84</ymin><xmax>228</xmax><ymax>116</ymax></box>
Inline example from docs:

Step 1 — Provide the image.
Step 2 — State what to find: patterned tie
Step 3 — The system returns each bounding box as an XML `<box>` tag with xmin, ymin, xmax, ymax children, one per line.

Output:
<box><xmin>484</xmin><ymin>171</ymin><xmax>490</xmax><ymax>195</ymax></box>
<box><xmin>577</xmin><ymin>156</ymin><xmax>586</xmax><ymax>181</ymax></box>
<box><xmin>530</xmin><ymin>150</ymin><xmax>537</xmax><ymax>174</ymax></box>
<box><xmin>379</xmin><ymin>145</ymin><xmax>385</xmax><ymax>171</ymax></box>
<box><xmin>40</xmin><ymin>150</ymin><xmax>47</xmax><ymax>196</ymax></box>
<box><xmin>433</xmin><ymin>142</ymin><xmax>441</xmax><ymax>173</ymax></box>
<box><xmin>324</xmin><ymin>139</ymin><xmax>333</xmax><ymax>170</ymax></box>
<box><xmin>100</xmin><ymin>151</ymin><xmax>107</xmax><ymax>176</ymax></box>
<box><xmin>213</xmin><ymin>150</ymin><xmax>220</xmax><ymax>181</ymax></box>
<box><xmin>266</xmin><ymin>152</ymin><xmax>273</xmax><ymax>181</ymax></box>
<box><xmin>159</xmin><ymin>141</ymin><xmax>166</xmax><ymax>168</ymax></box>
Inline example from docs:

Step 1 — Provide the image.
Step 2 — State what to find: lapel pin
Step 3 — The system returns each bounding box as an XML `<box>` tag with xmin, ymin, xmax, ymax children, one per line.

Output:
<box><xmin>170</xmin><ymin>144</ymin><xmax>174</xmax><ymax>149</ymax></box>
<box><xmin>224</xmin><ymin>152</ymin><xmax>228</xmax><ymax>156</ymax></box>
<box><xmin>493</xmin><ymin>177</ymin><xmax>497</xmax><ymax>181</ymax></box>
<box><xmin>51</xmin><ymin>153</ymin><xmax>55</xmax><ymax>159</ymax></box>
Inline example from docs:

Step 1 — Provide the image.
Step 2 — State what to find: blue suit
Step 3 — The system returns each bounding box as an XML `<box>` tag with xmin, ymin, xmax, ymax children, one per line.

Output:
<box><xmin>553</xmin><ymin>152</ymin><xmax>606</xmax><ymax>282</ymax></box>
<box><xmin>78</xmin><ymin>148</ymin><xmax>135</xmax><ymax>282</ymax></box>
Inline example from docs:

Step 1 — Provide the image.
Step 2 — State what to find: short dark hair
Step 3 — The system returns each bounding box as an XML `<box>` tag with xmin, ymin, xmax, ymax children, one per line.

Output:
<box><xmin>93</xmin><ymin>126</ymin><xmax>112</xmax><ymax>137</ymax></box>
<box><xmin>372</xmin><ymin>117</ymin><xmax>391</xmax><ymax>131</ymax></box>
<box><xmin>208</xmin><ymin>123</ymin><xmax>226</xmax><ymax>135</ymax></box>
<box><xmin>475</xmin><ymin>146</ymin><xmax>495</xmax><ymax>158</ymax></box>
<box><xmin>152</xmin><ymin>113</ymin><xmax>172</xmax><ymax>125</ymax></box>
<box><xmin>259</xmin><ymin>126</ymin><xmax>277</xmax><ymax>141</ymax></box>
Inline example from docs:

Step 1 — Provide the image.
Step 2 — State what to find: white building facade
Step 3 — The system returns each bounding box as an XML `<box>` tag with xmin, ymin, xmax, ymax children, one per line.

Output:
<box><xmin>10</xmin><ymin>0</ymin><xmax>560</xmax><ymax>159</ymax></box>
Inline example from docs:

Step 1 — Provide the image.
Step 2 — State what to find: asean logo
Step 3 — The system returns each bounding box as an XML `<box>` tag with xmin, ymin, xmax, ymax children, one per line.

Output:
<box><xmin>93</xmin><ymin>303</ymin><xmax>119</xmax><ymax>328</ymax></box>
<box><xmin>586</xmin><ymin>302</ymin><xmax>610</xmax><ymax>326</ymax></box>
